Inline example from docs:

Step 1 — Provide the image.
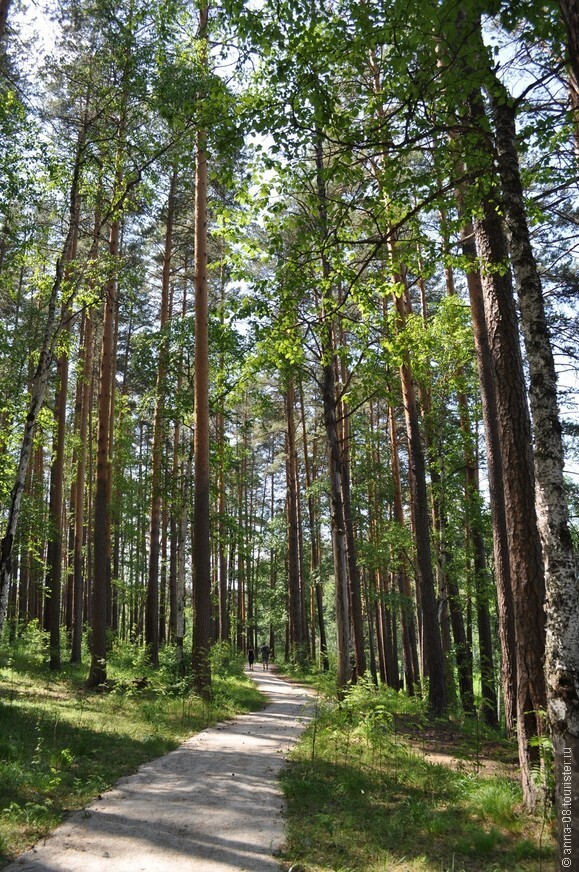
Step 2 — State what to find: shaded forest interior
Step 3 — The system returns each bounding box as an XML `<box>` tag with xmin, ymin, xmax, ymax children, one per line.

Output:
<box><xmin>0</xmin><ymin>0</ymin><xmax>578</xmax><ymax>866</ymax></box>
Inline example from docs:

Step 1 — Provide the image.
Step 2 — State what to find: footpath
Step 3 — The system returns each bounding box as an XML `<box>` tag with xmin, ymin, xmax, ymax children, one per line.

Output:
<box><xmin>5</xmin><ymin>670</ymin><xmax>314</xmax><ymax>872</ymax></box>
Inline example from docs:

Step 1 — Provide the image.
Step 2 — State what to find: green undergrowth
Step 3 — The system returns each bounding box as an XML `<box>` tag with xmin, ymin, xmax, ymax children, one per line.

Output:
<box><xmin>281</xmin><ymin>678</ymin><xmax>554</xmax><ymax>872</ymax></box>
<box><xmin>0</xmin><ymin>627</ymin><xmax>263</xmax><ymax>868</ymax></box>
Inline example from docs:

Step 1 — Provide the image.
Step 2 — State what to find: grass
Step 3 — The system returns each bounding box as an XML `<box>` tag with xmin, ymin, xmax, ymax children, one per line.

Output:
<box><xmin>0</xmin><ymin>626</ymin><xmax>264</xmax><ymax>868</ymax></box>
<box><xmin>280</xmin><ymin>678</ymin><xmax>555</xmax><ymax>872</ymax></box>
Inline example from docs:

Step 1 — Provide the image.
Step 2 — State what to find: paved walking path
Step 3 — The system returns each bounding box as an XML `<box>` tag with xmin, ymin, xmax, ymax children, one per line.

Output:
<box><xmin>6</xmin><ymin>670</ymin><xmax>314</xmax><ymax>872</ymax></box>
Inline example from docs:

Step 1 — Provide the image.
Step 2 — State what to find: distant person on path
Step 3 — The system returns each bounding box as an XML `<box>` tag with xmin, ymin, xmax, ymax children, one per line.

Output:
<box><xmin>260</xmin><ymin>643</ymin><xmax>270</xmax><ymax>671</ymax></box>
<box><xmin>248</xmin><ymin>648</ymin><xmax>255</xmax><ymax>671</ymax></box>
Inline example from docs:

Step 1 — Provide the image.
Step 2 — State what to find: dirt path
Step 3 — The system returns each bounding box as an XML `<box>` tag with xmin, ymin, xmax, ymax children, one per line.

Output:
<box><xmin>6</xmin><ymin>670</ymin><xmax>314</xmax><ymax>872</ymax></box>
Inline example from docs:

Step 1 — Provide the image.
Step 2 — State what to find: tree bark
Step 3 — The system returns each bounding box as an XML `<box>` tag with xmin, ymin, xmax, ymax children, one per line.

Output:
<box><xmin>458</xmin><ymin>216</ymin><xmax>517</xmax><ymax>732</ymax></box>
<box><xmin>146</xmin><ymin>167</ymin><xmax>177</xmax><ymax>666</ymax></box>
<box><xmin>44</xmin><ymin>210</ymin><xmax>79</xmax><ymax>669</ymax></box>
<box><xmin>66</xmin><ymin>313</ymin><xmax>85</xmax><ymax>636</ymax></box>
<box><xmin>299</xmin><ymin>384</ymin><xmax>328</xmax><ymax>670</ymax></box>
<box><xmin>192</xmin><ymin>5</ymin><xmax>212</xmax><ymax>696</ymax></box>
<box><xmin>17</xmin><ymin>459</ymin><xmax>33</xmax><ymax>626</ymax></box>
<box><xmin>390</xmin><ymin>262</ymin><xmax>447</xmax><ymax>715</ymax></box>
<box><xmin>337</xmin><ymin>344</ymin><xmax>367</xmax><ymax>679</ymax></box>
<box><xmin>448</xmin><ymin>7</ymin><xmax>547</xmax><ymax>805</ymax></box>
<box><xmin>0</xmin><ymin>143</ymin><xmax>83</xmax><ymax>634</ymax></box>
<box><xmin>441</xmin><ymin>217</ymin><xmax>498</xmax><ymax>724</ymax></box>
<box><xmin>458</xmin><ymin>395</ymin><xmax>499</xmax><ymax>727</ymax></box>
<box><xmin>169</xmin><ymin>431</ymin><xmax>179</xmax><ymax>645</ymax></box>
<box><xmin>216</xmin><ymin>263</ymin><xmax>229</xmax><ymax>644</ymax></box>
<box><xmin>367</xmin><ymin>401</ymin><xmax>389</xmax><ymax>686</ymax></box>
<box><xmin>321</xmin><ymin>349</ymin><xmax>351</xmax><ymax>692</ymax></box>
<box><xmin>416</xmin><ymin>284</ymin><xmax>470</xmax><ymax>711</ymax></box>
<box><xmin>31</xmin><ymin>444</ymin><xmax>46</xmax><ymax>623</ymax></box>
<box><xmin>44</xmin><ymin>319</ymin><xmax>70</xmax><ymax>671</ymax></box>
<box><xmin>398</xmin><ymin>356</ymin><xmax>446</xmax><ymax>714</ymax></box>
<box><xmin>388</xmin><ymin>403</ymin><xmax>420</xmax><ymax>694</ymax></box>
<box><xmin>236</xmin><ymin>419</ymin><xmax>246</xmax><ymax>653</ymax></box>
<box><xmin>314</xmin><ymin>133</ymin><xmax>350</xmax><ymax>692</ymax></box>
<box><xmin>87</xmin><ymin>216</ymin><xmax>119</xmax><ymax>688</ymax></box>
<box><xmin>473</xmin><ymin>195</ymin><xmax>547</xmax><ymax>808</ymax></box>
<box><xmin>491</xmin><ymin>82</ymin><xmax>579</xmax><ymax>851</ymax></box>
<box><xmin>170</xmin><ymin>269</ymin><xmax>187</xmax><ymax>645</ymax></box>
<box><xmin>285</xmin><ymin>378</ymin><xmax>307</xmax><ymax>660</ymax></box>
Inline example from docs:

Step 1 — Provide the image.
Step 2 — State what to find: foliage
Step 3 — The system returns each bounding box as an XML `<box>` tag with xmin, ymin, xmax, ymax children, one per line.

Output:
<box><xmin>281</xmin><ymin>680</ymin><xmax>553</xmax><ymax>871</ymax></box>
<box><xmin>0</xmin><ymin>630</ymin><xmax>263</xmax><ymax>867</ymax></box>
<box><xmin>0</xmin><ymin>0</ymin><xmax>575</xmax><ymax>860</ymax></box>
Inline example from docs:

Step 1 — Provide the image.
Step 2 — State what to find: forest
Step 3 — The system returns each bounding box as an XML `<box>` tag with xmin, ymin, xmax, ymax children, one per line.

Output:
<box><xmin>0</xmin><ymin>0</ymin><xmax>578</xmax><ymax>867</ymax></box>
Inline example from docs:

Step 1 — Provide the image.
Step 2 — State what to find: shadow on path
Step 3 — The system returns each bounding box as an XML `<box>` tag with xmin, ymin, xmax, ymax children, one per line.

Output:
<box><xmin>5</xmin><ymin>671</ymin><xmax>315</xmax><ymax>872</ymax></box>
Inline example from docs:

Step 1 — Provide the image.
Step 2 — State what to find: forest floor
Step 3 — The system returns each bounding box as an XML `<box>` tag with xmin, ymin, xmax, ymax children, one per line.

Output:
<box><xmin>280</xmin><ymin>676</ymin><xmax>554</xmax><ymax>872</ymax></box>
<box><xmin>1</xmin><ymin>647</ymin><xmax>554</xmax><ymax>872</ymax></box>
<box><xmin>395</xmin><ymin>714</ymin><xmax>520</xmax><ymax>778</ymax></box>
<box><xmin>3</xmin><ymin>669</ymin><xmax>315</xmax><ymax>872</ymax></box>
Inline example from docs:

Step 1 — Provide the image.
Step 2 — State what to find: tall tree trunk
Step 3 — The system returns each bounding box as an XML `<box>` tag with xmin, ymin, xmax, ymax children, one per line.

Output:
<box><xmin>246</xmin><ymin>456</ymin><xmax>256</xmax><ymax>653</ymax></box>
<box><xmin>458</xmin><ymin>215</ymin><xmax>517</xmax><ymax>732</ymax></box>
<box><xmin>441</xmin><ymin>219</ymin><xmax>498</xmax><ymax>725</ymax></box>
<box><xmin>322</xmin><ymin>350</ymin><xmax>351</xmax><ymax>692</ymax></box>
<box><xmin>44</xmin><ymin>212</ymin><xmax>79</xmax><ymax>669</ymax></box>
<box><xmin>217</xmin><ymin>262</ymin><xmax>229</xmax><ymax>644</ymax></box>
<box><xmin>473</xmin><ymin>192</ymin><xmax>547</xmax><ymax>808</ymax></box>
<box><xmin>390</xmin><ymin>263</ymin><xmax>447</xmax><ymax>715</ymax></box>
<box><xmin>236</xmin><ymin>420</ymin><xmax>246</xmax><ymax>653</ymax></box>
<box><xmin>381</xmin><ymin>570</ymin><xmax>399</xmax><ymax>689</ymax></box>
<box><xmin>367</xmin><ymin>50</ymin><xmax>440</xmax><ymax>705</ymax></box>
<box><xmin>18</xmin><ymin>460</ymin><xmax>33</xmax><ymax>627</ymax></box>
<box><xmin>398</xmin><ymin>357</ymin><xmax>446</xmax><ymax>714</ymax></box>
<box><xmin>285</xmin><ymin>377</ymin><xmax>306</xmax><ymax>661</ymax></box>
<box><xmin>146</xmin><ymin>167</ymin><xmax>176</xmax><ymax>666</ymax></box>
<box><xmin>299</xmin><ymin>383</ymin><xmax>328</xmax><ymax>670</ymax></box>
<box><xmin>367</xmin><ymin>402</ymin><xmax>388</xmax><ymax>685</ymax></box>
<box><xmin>175</xmin><ymin>449</ymin><xmax>189</xmax><ymax>661</ymax></box>
<box><xmin>159</xmin><ymin>495</ymin><xmax>168</xmax><ymax>646</ymax></box>
<box><xmin>170</xmin><ymin>269</ymin><xmax>187</xmax><ymax>644</ymax></box>
<box><xmin>443</xmin><ymin>9</ymin><xmax>518</xmax><ymax>734</ymax></box>
<box><xmin>457</xmin><ymin>394</ymin><xmax>498</xmax><ymax>727</ymax></box>
<box><xmin>491</xmin><ymin>81</ymin><xmax>579</xmax><ymax>851</ymax></box>
<box><xmin>447</xmin><ymin>7</ymin><xmax>547</xmax><ymax>806</ymax></box>
<box><xmin>0</xmin><ymin>141</ymin><xmax>83</xmax><ymax>633</ymax></box>
<box><xmin>268</xmin><ymin>470</ymin><xmax>277</xmax><ymax>661</ymax></box>
<box><xmin>66</xmin><ymin>308</ymin><xmax>86</xmax><ymax>638</ymax></box>
<box><xmin>31</xmin><ymin>443</ymin><xmax>46</xmax><ymax>624</ymax></box>
<box><xmin>362</xmin><ymin>566</ymin><xmax>378</xmax><ymax>685</ymax></box>
<box><xmin>192</xmin><ymin>4</ymin><xmax>212</xmax><ymax>697</ymax></box>
<box><xmin>373</xmin><ymin>569</ymin><xmax>387</xmax><ymax>685</ymax></box>
<box><xmin>388</xmin><ymin>404</ymin><xmax>419</xmax><ymax>694</ymax></box>
<box><xmin>295</xmin><ymin>461</ymin><xmax>309</xmax><ymax>659</ymax></box>
<box><xmin>85</xmin><ymin>396</ymin><xmax>94</xmax><ymax>629</ymax></box>
<box><xmin>315</xmin><ymin>134</ymin><xmax>350</xmax><ymax>693</ymax></box>
<box><xmin>337</xmin><ymin>343</ymin><xmax>367</xmax><ymax>679</ymax></box>
<box><xmin>415</xmin><ymin>272</ymin><xmax>455</xmax><ymax>704</ymax></box>
<box><xmin>467</xmin><ymin>465</ymin><xmax>499</xmax><ymax>729</ymax></box>
<box><xmin>169</xmin><ymin>433</ymin><xmax>179</xmax><ymax>645</ymax></box>
<box><xmin>416</xmin><ymin>287</ymin><xmax>468</xmax><ymax>709</ymax></box>
<box><xmin>216</xmin><ymin>414</ymin><xmax>229</xmax><ymax>642</ymax></box>
<box><xmin>44</xmin><ymin>321</ymin><xmax>70</xmax><ymax>671</ymax></box>
<box><xmin>87</xmin><ymin>216</ymin><xmax>119</xmax><ymax>688</ymax></box>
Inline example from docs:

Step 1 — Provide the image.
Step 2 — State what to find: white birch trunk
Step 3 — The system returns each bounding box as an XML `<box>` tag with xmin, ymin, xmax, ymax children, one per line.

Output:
<box><xmin>492</xmin><ymin>83</ymin><xmax>579</xmax><ymax>862</ymax></box>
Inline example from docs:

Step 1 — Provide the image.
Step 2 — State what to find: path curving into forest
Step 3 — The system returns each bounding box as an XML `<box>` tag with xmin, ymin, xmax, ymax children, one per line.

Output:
<box><xmin>5</xmin><ymin>670</ymin><xmax>314</xmax><ymax>872</ymax></box>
